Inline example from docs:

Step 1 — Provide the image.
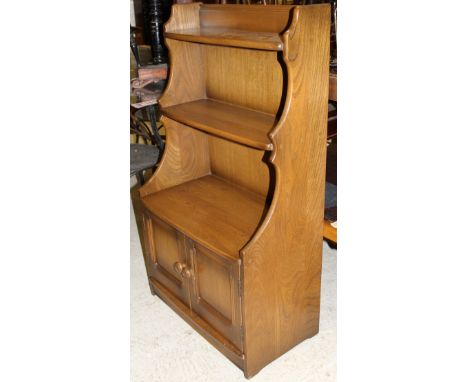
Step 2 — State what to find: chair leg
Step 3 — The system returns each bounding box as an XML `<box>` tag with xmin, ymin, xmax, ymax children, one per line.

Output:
<box><xmin>130</xmin><ymin>27</ymin><xmax>141</xmax><ymax>67</ymax></box>
<box><xmin>148</xmin><ymin>104</ymin><xmax>164</xmax><ymax>151</ymax></box>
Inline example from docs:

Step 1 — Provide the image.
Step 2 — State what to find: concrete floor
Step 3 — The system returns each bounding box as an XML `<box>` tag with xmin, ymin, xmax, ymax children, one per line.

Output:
<box><xmin>130</xmin><ymin>180</ymin><xmax>337</xmax><ymax>382</ymax></box>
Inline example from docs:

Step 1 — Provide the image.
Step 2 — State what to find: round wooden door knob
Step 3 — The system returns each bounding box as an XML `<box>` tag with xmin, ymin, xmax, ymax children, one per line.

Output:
<box><xmin>180</xmin><ymin>268</ymin><xmax>192</xmax><ymax>279</ymax></box>
<box><xmin>173</xmin><ymin>262</ymin><xmax>184</xmax><ymax>274</ymax></box>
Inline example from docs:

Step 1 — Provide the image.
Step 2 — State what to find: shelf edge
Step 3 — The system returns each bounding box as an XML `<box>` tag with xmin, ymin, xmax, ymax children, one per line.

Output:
<box><xmin>161</xmin><ymin>104</ymin><xmax>274</xmax><ymax>151</ymax></box>
<box><xmin>165</xmin><ymin>32</ymin><xmax>283</xmax><ymax>51</ymax></box>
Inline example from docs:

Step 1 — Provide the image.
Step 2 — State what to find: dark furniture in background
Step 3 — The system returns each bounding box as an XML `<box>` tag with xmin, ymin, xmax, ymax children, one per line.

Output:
<box><xmin>143</xmin><ymin>0</ymin><xmax>172</xmax><ymax>64</ymax></box>
<box><xmin>130</xmin><ymin>104</ymin><xmax>163</xmax><ymax>185</ymax></box>
<box><xmin>130</xmin><ymin>25</ymin><xmax>167</xmax><ymax>185</ymax></box>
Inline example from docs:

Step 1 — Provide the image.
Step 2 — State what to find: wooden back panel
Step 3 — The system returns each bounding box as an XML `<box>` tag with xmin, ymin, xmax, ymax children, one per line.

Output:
<box><xmin>200</xmin><ymin>4</ymin><xmax>293</xmax><ymax>33</ymax></box>
<box><xmin>208</xmin><ymin>136</ymin><xmax>272</xmax><ymax>197</ymax></box>
<box><xmin>204</xmin><ymin>45</ymin><xmax>283</xmax><ymax>115</ymax></box>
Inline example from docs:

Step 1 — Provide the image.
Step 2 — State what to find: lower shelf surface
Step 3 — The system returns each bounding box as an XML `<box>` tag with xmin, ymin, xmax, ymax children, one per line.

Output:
<box><xmin>141</xmin><ymin>175</ymin><xmax>268</xmax><ymax>259</ymax></box>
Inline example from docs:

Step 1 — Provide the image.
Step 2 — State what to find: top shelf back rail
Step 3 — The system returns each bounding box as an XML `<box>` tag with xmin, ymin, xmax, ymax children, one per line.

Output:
<box><xmin>164</xmin><ymin>4</ymin><xmax>295</xmax><ymax>51</ymax></box>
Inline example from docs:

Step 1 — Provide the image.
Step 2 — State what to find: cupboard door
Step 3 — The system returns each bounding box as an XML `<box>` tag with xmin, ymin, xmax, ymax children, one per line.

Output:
<box><xmin>188</xmin><ymin>241</ymin><xmax>243</xmax><ymax>351</ymax></box>
<box><xmin>143</xmin><ymin>213</ymin><xmax>191</xmax><ymax>308</ymax></box>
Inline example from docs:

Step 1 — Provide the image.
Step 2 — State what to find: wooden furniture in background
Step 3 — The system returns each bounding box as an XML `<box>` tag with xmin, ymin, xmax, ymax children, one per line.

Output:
<box><xmin>323</xmin><ymin>219</ymin><xmax>337</xmax><ymax>242</ymax></box>
<box><xmin>329</xmin><ymin>71</ymin><xmax>337</xmax><ymax>102</ymax></box>
<box><xmin>139</xmin><ymin>3</ymin><xmax>330</xmax><ymax>378</ymax></box>
<box><xmin>137</xmin><ymin>64</ymin><xmax>168</xmax><ymax>81</ymax></box>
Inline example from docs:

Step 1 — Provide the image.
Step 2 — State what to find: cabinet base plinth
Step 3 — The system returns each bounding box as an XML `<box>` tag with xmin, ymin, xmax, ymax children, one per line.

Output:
<box><xmin>149</xmin><ymin>277</ymin><xmax>245</xmax><ymax>371</ymax></box>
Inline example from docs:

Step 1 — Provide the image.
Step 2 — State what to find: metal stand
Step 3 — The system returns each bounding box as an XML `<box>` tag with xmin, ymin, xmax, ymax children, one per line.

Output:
<box><xmin>130</xmin><ymin>26</ymin><xmax>141</xmax><ymax>67</ymax></box>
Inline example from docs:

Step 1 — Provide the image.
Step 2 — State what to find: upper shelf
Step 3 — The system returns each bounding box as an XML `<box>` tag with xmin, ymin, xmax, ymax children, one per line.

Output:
<box><xmin>162</xmin><ymin>99</ymin><xmax>276</xmax><ymax>150</ymax></box>
<box><xmin>165</xmin><ymin>27</ymin><xmax>283</xmax><ymax>51</ymax></box>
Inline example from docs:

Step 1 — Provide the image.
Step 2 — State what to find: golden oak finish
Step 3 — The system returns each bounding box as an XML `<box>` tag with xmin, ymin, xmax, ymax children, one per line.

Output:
<box><xmin>189</xmin><ymin>242</ymin><xmax>243</xmax><ymax>350</ymax></box>
<box><xmin>240</xmin><ymin>6</ymin><xmax>330</xmax><ymax>376</ymax></box>
<box><xmin>200</xmin><ymin>4</ymin><xmax>293</xmax><ymax>32</ymax></box>
<box><xmin>204</xmin><ymin>45</ymin><xmax>283</xmax><ymax>115</ymax></box>
<box><xmin>142</xmin><ymin>175</ymin><xmax>267</xmax><ymax>259</ymax></box>
<box><xmin>139</xmin><ymin>118</ymin><xmax>211</xmax><ymax>198</ymax></box>
<box><xmin>162</xmin><ymin>99</ymin><xmax>276</xmax><ymax>150</ymax></box>
<box><xmin>166</xmin><ymin>27</ymin><xmax>283</xmax><ymax>51</ymax></box>
<box><xmin>208</xmin><ymin>136</ymin><xmax>272</xmax><ymax>197</ymax></box>
<box><xmin>139</xmin><ymin>3</ymin><xmax>330</xmax><ymax>378</ymax></box>
<box><xmin>143</xmin><ymin>214</ymin><xmax>191</xmax><ymax>305</ymax></box>
<box><xmin>150</xmin><ymin>276</ymin><xmax>245</xmax><ymax>369</ymax></box>
<box><xmin>164</xmin><ymin>2</ymin><xmax>201</xmax><ymax>32</ymax></box>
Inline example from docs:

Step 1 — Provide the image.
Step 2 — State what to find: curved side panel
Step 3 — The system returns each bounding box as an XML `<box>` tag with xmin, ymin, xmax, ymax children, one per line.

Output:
<box><xmin>141</xmin><ymin>3</ymin><xmax>208</xmax><ymax>198</ymax></box>
<box><xmin>140</xmin><ymin>117</ymin><xmax>211</xmax><ymax>198</ymax></box>
<box><xmin>160</xmin><ymin>3</ymin><xmax>205</xmax><ymax>108</ymax></box>
<box><xmin>165</xmin><ymin>2</ymin><xmax>201</xmax><ymax>32</ymax></box>
<box><xmin>159</xmin><ymin>40</ymin><xmax>206</xmax><ymax>109</ymax></box>
<box><xmin>240</xmin><ymin>5</ymin><xmax>331</xmax><ymax>378</ymax></box>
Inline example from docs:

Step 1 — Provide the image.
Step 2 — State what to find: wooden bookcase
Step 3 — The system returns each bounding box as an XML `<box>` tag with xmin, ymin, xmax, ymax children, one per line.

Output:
<box><xmin>139</xmin><ymin>3</ymin><xmax>330</xmax><ymax>378</ymax></box>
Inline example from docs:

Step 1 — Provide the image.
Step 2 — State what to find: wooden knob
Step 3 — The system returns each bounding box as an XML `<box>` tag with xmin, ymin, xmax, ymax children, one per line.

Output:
<box><xmin>180</xmin><ymin>268</ymin><xmax>192</xmax><ymax>279</ymax></box>
<box><xmin>173</xmin><ymin>262</ymin><xmax>184</xmax><ymax>274</ymax></box>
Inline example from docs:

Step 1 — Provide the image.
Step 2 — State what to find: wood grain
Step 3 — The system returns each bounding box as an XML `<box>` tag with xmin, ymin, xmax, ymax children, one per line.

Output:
<box><xmin>139</xmin><ymin>117</ymin><xmax>211</xmax><ymax>198</ymax></box>
<box><xmin>164</xmin><ymin>2</ymin><xmax>201</xmax><ymax>32</ymax></box>
<box><xmin>139</xmin><ymin>4</ymin><xmax>331</xmax><ymax>378</ymax></box>
<box><xmin>149</xmin><ymin>276</ymin><xmax>245</xmax><ymax>369</ymax></box>
<box><xmin>204</xmin><ymin>45</ymin><xmax>283</xmax><ymax>115</ymax></box>
<box><xmin>208</xmin><ymin>136</ymin><xmax>272</xmax><ymax>197</ymax></box>
<box><xmin>166</xmin><ymin>27</ymin><xmax>283</xmax><ymax>51</ymax></box>
<box><xmin>158</xmin><ymin>39</ymin><xmax>206</xmax><ymax>108</ymax></box>
<box><xmin>240</xmin><ymin>5</ymin><xmax>330</xmax><ymax>377</ymax></box>
<box><xmin>144</xmin><ymin>214</ymin><xmax>192</xmax><ymax>306</ymax></box>
<box><xmin>162</xmin><ymin>99</ymin><xmax>276</xmax><ymax>150</ymax></box>
<box><xmin>142</xmin><ymin>175</ymin><xmax>268</xmax><ymax>259</ymax></box>
<box><xmin>200</xmin><ymin>4</ymin><xmax>293</xmax><ymax>33</ymax></box>
<box><xmin>189</xmin><ymin>242</ymin><xmax>243</xmax><ymax>350</ymax></box>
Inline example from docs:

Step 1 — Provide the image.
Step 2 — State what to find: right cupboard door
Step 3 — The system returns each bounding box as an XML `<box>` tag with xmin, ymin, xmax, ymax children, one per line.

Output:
<box><xmin>188</xmin><ymin>241</ymin><xmax>243</xmax><ymax>351</ymax></box>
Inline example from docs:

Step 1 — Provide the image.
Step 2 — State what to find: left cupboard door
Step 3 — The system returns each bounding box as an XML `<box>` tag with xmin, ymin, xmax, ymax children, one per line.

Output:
<box><xmin>143</xmin><ymin>213</ymin><xmax>191</xmax><ymax>308</ymax></box>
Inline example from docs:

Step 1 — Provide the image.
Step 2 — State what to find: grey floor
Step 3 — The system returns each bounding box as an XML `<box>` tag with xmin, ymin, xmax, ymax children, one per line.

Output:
<box><xmin>130</xmin><ymin>180</ymin><xmax>337</xmax><ymax>382</ymax></box>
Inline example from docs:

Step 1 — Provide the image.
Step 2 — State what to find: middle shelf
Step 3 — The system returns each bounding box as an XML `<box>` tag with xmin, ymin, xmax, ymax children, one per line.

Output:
<box><xmin>141</xmin><ymin>175</ymin><xmax>268</xmax><ymax>259</ymax></box>
<box><xmin>162</xmin><ymin>99</ymin><xmax>276</xmax><ymax>151</ymax></box>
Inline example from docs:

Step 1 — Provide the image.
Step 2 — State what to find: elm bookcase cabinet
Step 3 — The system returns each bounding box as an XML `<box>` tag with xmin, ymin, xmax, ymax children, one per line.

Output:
<box><xmin>139</xmin><ymin>3</ymin><xmax>330</xmax><ymax>378</ymax></box>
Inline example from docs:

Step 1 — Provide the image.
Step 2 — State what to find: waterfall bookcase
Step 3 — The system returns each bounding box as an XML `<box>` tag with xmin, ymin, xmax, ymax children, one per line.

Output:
<box><xmin>139</xmin><ymin>3</ymin><xmax>330</xmax><ymax>378</ymax></box>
